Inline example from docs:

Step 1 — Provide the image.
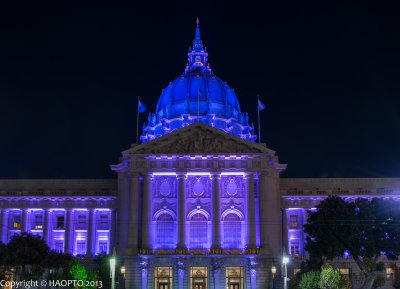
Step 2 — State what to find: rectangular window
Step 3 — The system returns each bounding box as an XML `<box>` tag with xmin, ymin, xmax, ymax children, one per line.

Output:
<box><xmin>77</xmin><ymin>215</ymin><xmax>86</xmax><ymax>230</ymax></box>
<box><xmin>35</xmin><ymin>215</ymin><xmax>43</xmax><ymax>229</ymax></box>
<box><xmin>76</xmin><ymin>240</ymin><xmax>86</xmax><ymax>255</ymax></box>
<box><xmin>98</xmin><ymin>240</ymin><xmax>108</xmax><ymax>254</ymax></box>
<box><xmin>57</xmin><ymin>216</ymin><xmax>64</xmax><ymax>229</ymax></box>
<box><xmin>289</xmin><ymin>215</ymin><xmax>299</xmax><ymax>228</ymax></box>
<box><xmin>99</xmin><ymin>215</ymin><xmax>109</xmax><ymax>230</ymax></box>
<box><xmin>190</xmin><ymin>267</ymin><xmax>208</xmax><ymax>289</ymax></box>
<box><xmin>290</xmin><ymin>240</ymin><xmax>300</xmax><ymax>256</ymax></box>
<box><xmin>154</xmin><ymin>267</ymin><xmax>172</xmax><ymax>289</ymax></box>
<box><xmin>386</xmin><ymin>268</ymin><xmax>394</xmax><ymax>279</ymax></box>
<box><xmin>55</xmin><ymin>240</ymin><xmax>64</xmax><ymax>252</ymax></box>
<box><xmin>340</xmin><ymin>268</ymin><xmax>350</xmax><ymax>279</ymax></box>
<box><xmin>13</xmin><ymin>215</ymin><xmax>21</xmax><ymax>229</ymax></box>
<box><xmin>226</xmin><ymin>267</ymin><xmax>243</xmax><ymax>289</ymax></box>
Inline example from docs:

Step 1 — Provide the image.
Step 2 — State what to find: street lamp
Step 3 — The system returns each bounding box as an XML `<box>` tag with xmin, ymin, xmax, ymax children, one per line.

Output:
<box><xmin>271</xmin><ymin>266</ymin><xmax>277</xmax><ymax>289</ymax></box>
<box><xmin>110</xmin><ymin>249</ymin><xmax>116</xmax><ymax>289</ymax></box>
<box><xmin>282</xmin><ymin>256</ymin><xmax>289</xmax><ymax>289</ymax></box>
<box><xmin>120</xmin><ymin>266</ymin><xmax>126</xmax><ymax>279</ymax></box>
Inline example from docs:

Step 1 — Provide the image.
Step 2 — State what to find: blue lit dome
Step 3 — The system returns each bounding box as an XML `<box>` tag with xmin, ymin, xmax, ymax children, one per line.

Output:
<box><xmin>141</xmin><ymin>19</ymin><xmax>256</xmax><ymax>143</ymax></box>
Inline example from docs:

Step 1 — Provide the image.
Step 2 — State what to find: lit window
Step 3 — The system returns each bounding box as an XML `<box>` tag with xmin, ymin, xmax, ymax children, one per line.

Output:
<box><xmin>340</xmin><ymin>268</ymin><xmax>350</xmax><ymax>279</ymax></box>
<box><xmin>290</xmin><ymin>240</ymin><xmax>300</xmax><ymax>256</ymax></box>
<box><xmin>57</xmin><ymin>216</ymin><xmax>64</xmax><ymax>229</ymax></box>
<box><xmin>13</xmin><ymin>216</ymin><xmax>21</xmax><ymax>229</ymax></box>
<box><xmin>386</xmin><ymin>268</ymin><xmax>394</xmax><ymax>279</ymax></box>
<box><xmin>155</xmin><ymin>267</ymin><xmax>172</xmax><ymax>289</ymax></box>
<box><xmin>190</xmin><ymin>213</ymin><xmax>208</xmax><ymax>249</ymax></box>
<box><xmin>226</xmin><ymin>267</ymin><xmax>243</xmax><ymax>289</ymax></box>
<box><xmin>289</xmin><ymin>215</ymin><xmax>298</xmax><ymax>228</ymax></box>
<box><xmin>223</xmin><ymin>213</ymin><xmax>242</xmax><ymax>248</ymax></box>
<box><xmin>190</xmin><ymin>267</ymin><xmax>208</xmax><ymax>289</ymax></box>
<box><xmin>34</xmin><ymin>215</ymin><xmax>43</xmax><ymax>229</ymax></box>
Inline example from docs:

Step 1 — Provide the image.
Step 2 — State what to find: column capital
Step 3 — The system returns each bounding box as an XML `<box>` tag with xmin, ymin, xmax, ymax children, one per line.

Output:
<box><xmin>176</xmin><ymin>172</ymin><xmax>187</xmax><ymax>179</ymax></box>
<box><xmin>210</xmin><ymin>172</ymin><xmax>221</xmax><ymax>179</ymax></box>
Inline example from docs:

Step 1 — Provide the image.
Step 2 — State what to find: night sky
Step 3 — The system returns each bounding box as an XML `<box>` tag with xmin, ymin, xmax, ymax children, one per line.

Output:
<box><xmin>1</xmin><ymin>1</ymin><xmax>399</xmax><ymax>179</ymax></box>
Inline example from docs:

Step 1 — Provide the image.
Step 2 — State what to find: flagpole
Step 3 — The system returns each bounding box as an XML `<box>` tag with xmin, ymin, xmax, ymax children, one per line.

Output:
<box><xmin>257</xmin><ymin>95</ymin><xmax>261</xmax><ymax>143</ymax></box>
<box><xmin>136</xmin><ymin>96</ymin><xmax>140</xmax><ymax>143</ymax></box>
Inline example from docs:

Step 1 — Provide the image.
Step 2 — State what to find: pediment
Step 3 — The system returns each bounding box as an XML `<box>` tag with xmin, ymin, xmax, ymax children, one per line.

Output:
<box><xmin>123</xmin><ymin>122</ymin><xmax>274</xmax><ymax>155</ymax></box>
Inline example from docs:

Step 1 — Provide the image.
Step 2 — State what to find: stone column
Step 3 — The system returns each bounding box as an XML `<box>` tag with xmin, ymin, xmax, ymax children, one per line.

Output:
<box><xmin>21</xmin><ymin>209</ymin><xmax>28</xmax><ymax>233</ymax></box>
<box><xmin>43</xmin><ymin>209</ymin><xmax>50</xmax><ymax>245</ymax></box>
<box><xmin>245</xmin><ymin>173</ymin><xmax>257</xmax><ymax>249</ymax></box>
<box><xmin>126</xmin><ymin>173</ymin><xmax>139</xmax><ymax>255</ymax></box>
<box><xmin>110</xmin><ymin>208</ymin><xmax>116</xmax><ymax>252</ymax></box>
<box><xmin>177</xmin><ymin>173</ymin><xmax>187</xmax><ymax>249</ymax></box>
<box><xmin>86</xmin><ymin>209</ymin><xmax>94</xmax><ymax>256</ymax></box>
<box><xmin>211</xmin><ymin>173</ymin><xmax>221</xmax><ymax>249</ymax></box>
<box><xmin>282</xmin><ymin>209</ymin><xmax>289</xmax><ymax>255</ymax></box>
<box><xmin>0</xmin><ymin>210</ymin><xmax>3</xmax><ymax>242</ymax></box>
<box><xmin>64</xmin><ymin>209</ymin><xmax>73</xmax><ymax>254</ymax></box>
<box><xmin>141</xmin><ymin>173</ymin><xmax>152</xmax><ymax>249</ymax></box>
<box><xmin>1</xmin><ymin>210</ymin><xmax>8</xmax><ymax>243</ymax></box>
<box><xmin>258</xmin><ymin>172</ymin><xmax>281</xmax><ymax>257</ymax></box>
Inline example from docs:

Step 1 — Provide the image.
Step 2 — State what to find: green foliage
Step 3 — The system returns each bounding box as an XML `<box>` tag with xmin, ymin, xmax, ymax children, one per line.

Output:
<box><xmin>69</xmin><ymin>259</ymin><xmax>87</xmax><ymax>286</ymax></box>
<box><xmin>318</xmin><ymin>264</ymin><xmax>351</xmax><ymax>289</ymax></box>
<box><xmin>299</xmin><ymin>271</ymin><xmax>320</xmax><ymax>289</ymax></box>
<box><xmin>372</xmin><ymin>276</ymin><xmax>384</xmax><ymax>288</ymax></box>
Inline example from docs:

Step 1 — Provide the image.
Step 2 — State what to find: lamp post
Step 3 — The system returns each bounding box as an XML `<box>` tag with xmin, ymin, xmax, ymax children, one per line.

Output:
<box><xmin>271</xmin><ymin>266</ymin><xmax>277</xmax><ymax>289</ymax></box>
<box><xmin>120</xmin><ymin>266</ymin><xmax>126</xmax><ymax>279</ymax></box>
<box><xmin>282</xmin><ymin>256</ymin><xmax>289</xmax><ymax>289</ymax></box>
<box><xmin>110</xmin><ymin>249</ymin><xmax>116</xmax><ymax>289</ymax></box>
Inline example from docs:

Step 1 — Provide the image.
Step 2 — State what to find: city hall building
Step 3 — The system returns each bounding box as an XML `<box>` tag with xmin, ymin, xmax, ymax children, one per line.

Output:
<box><xmin>0</xmin><ymin>21</ymin><xmax>399</xmax><ymax>289</ymax></box>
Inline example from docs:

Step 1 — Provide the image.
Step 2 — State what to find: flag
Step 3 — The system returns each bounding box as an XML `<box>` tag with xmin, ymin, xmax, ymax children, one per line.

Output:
<box><xmin>258</xmin><ymin>99</ymin><xmax>265</xmax><ymax>111</ymax></box>
<box><xmin>138</xmin><ymin>100</ymin><xmax>146</xmax><ymax>113</ymax></box>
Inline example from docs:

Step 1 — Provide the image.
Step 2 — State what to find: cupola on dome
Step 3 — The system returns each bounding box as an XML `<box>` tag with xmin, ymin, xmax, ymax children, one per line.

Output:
<box><xmin>141</xmin><ymin>19</ymin><xmax>256</xmax><ymax>143</ymax></box>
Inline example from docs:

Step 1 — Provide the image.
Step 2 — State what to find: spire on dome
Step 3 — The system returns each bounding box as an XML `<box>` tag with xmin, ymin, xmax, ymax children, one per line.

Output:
<box><xmin>185</xmin><ymin>18</ymin><xmax>211</xmax><ymax>73</ymax></box>
<box><xmin>193</xmin><ymin>17</ymin><xmax>203</xmax><ymax>50</ymax></box>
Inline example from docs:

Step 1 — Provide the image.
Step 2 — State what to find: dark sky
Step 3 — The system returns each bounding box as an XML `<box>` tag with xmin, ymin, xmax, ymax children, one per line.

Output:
<box><xmin>1</xmin><ymin>1</ymin><xmax>399</xmax><ymax>179</ymax></box>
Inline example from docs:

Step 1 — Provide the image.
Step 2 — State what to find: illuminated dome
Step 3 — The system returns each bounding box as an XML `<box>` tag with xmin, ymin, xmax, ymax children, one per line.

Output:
<box><xmin>141</xmin><ymin>19</ymin><xmax>256</xmax><ymax>143</ymax></box>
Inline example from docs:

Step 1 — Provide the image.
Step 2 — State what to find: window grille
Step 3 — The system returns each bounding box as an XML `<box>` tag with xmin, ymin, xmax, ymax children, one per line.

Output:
<box><xmin>190</xmin><ymin>213</ymin><xmax>208</xmax><ymax>249</ymax></box>
<box><xmin>156</xmin><ymin>213</ymin><xmax>175</xmax><ymax>249</ymax></box>
<box><xmin>223</xmin><ymin>213</ymin><xmax>242</xmax><ymax>248</ymax></box>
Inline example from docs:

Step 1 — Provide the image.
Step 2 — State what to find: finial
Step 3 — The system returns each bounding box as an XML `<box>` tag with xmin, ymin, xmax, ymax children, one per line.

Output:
<box><xmin>196</xmin><ymin>18</ymin><xmax>200</xmax><ymax>27</ymax></box>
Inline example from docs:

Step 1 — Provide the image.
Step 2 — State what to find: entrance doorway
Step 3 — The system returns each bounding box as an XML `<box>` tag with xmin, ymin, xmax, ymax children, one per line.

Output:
<box><xmin>190</xmin><ymin>267</ymin><xmax>208</xmax><ymax>289</ymax></box>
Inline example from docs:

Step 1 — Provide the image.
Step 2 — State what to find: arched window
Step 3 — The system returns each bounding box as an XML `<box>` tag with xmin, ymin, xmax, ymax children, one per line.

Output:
<box><xmin>223</xmin><ymin>213</ymin><xmax>242</xmax><ymax>248</ymax></box>
<box><xmin>190</xmin><ymin>213</ymin><xmax>208</xmax><ymax>249</ymax></box>
<box><xmin>156</xmin><ymin>213</ymin><xmax>175</xmax><ymax>249</ymax></box>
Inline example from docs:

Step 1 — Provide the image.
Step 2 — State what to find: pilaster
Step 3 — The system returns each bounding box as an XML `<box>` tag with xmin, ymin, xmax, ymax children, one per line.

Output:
<box><xmin>211</xmin><ymin>172</ymin><xmax>221</xmax><ymax>249</ymax></box>
<box><xmin>86</xmin><ymin>209</ymin><xmax>94</xmax><ymax>256</ymax></box>
<box><xmin>245</xmin><ymin>173</ymin><xmax>257</xmax><ymax>249</ymax></box>
<box><xmin>64</xmin><ymin>209</ymin><xmax>73</xmax><ymax>254</ymax></box>
<box><xmin>177</xmin><ymin>173</ymin><xmax>187</xmax><ymax>249</ymax></box>
<box><xmin>126</xmin><ymin>173</ymin><xmax>139</xmax><ymax>256</ymax></box>
<box><xmin>142</xmin><ymin>173</ymin><xmax>152</xmax><ymax>249</ymax></box>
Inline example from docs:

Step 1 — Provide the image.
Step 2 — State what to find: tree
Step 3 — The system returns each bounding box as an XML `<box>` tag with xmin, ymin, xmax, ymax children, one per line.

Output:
<box><xmin>299</xmin><ymin>271</ymin><xmax>320</xmax><ymax>289</ymax></box>
<box><xmin>68</xmin><ymin>259</ymin><xmax>87</xmax><ymax>288</ymax></box>
<box><xmin>5</xmin><ymin>233</ymin><xmax>50</xmax><ymax>280</ymax></box>
<box><xmin>318</xmin><ymin>264</ymin><xmax>351</xmax><ymax>289</ymax></box>
<box><xmin>304</xmin><ymin>196</ymin><xmax>400</xmax><ymax>289</ymax></box>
